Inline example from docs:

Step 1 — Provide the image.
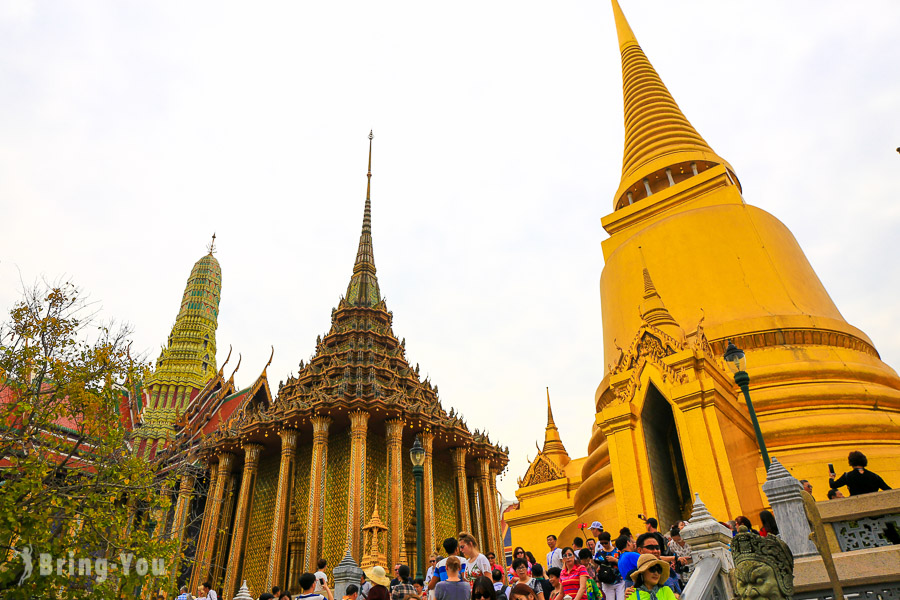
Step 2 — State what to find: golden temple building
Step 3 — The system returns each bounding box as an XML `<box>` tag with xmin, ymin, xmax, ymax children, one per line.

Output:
<box><xmin>508</xmin><ymin>0</ymin><xmax>900</xmax><ymax>548</ymax></box>
<box><xmin>152</xmin><ymin>133</ymin><xmax>508</xmax><ymax>600</ymax></box>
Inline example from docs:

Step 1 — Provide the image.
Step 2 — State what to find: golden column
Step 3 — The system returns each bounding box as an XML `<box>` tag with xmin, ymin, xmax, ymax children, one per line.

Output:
<box><xmin>304</xmin><ymin>415</ymin><xmax>332</xmax><ymax>571</ymax></box>
<box><xmin>167</xmin><ymin>473</ymin><xmax>196</xmax><ymax>593</ymax></box>
<box><xmin>267</xmin><ymin>429</ymin><xmax>300</xmax><ymax>591</ymax></box>
<box><xmin>190</xmin><ymin>463</ymin><xmax>218</xmax><ymax>592</ymax></box>
<box><xmin>451</xmin><ymin>447</ymin><xmax>471</xmax><ymax>532</ymax></box>
<box><xmin>223</xmin><ymin>443</ymin><xmax>263</xmax><ymax>600</ymax></box>
<box><xmin>347</xmin><ymin>410</ymin><xmax>370</xmax><ymax>560</ymax></box>
<box><xmin>488</xmin><ymin>466</ymin><xmax>502</xmax><ymax>557</ymax></box>
<box><xmin>213</xmin><ymin>471</ymin><xmax>238</xmax><ymax>588</ymax></box>
<box><xmin>477</xmin><ymin>459</ymin><xmax>499</xmax><ymax>555</ymax></box>
<box><xmin>386</xmin><ymin>418</ymin><xmax>405</xmax><ymax>566</ymax></box>
<box><xmin>421</xmin><ymin>432</ymin><xmax>436</xmax><ymax>554</ymax></box>
<box><xmin>192</xmin><ymin>453</ymin><xmax>234</xmax><ymax>591</ymax></box>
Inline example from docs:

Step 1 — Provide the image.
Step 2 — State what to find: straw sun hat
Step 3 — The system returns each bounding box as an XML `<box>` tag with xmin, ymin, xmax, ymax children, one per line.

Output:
<box><xmin>364</xmin><ymin>565</ymin><xmax>392</xmax><ymax>587</ymax></box>
<box><xmin>630</xmin><ymin>554</ymin><xmax>670</xmax><ymax>583</ymax></box>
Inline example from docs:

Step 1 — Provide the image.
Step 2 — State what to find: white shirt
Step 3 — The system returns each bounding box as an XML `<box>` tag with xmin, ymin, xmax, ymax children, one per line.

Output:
<box><xmin>546</xmin><ymin>548</ymin><xmax>563</xmax><ymax>571</ymax></box>
<box><xmin>315</xmin><ymin>571</ymin><xmax>328</xmax><ymax>592</ymax></box>
<box><xmin>493</xmin><ymin>582</ymin><xmax>511</xmax><ymax>599</ymax></box>
<box><xmin>206</xmin><ymin>591</ymin><xmax>218</xmax><ymax>600</ymax></box>
<box><xmin>466</xmin><ymin>553</ymin><xmax>492</xmax><ymax>581</ymax></box>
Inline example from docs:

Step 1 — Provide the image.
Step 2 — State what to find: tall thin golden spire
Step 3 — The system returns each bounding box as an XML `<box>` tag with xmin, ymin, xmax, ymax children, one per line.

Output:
<box><xmin>637</xmin><ymin>247</ymin><xmax>681</xmax><ymax>336</ymax></box>
<box><xmin>345</xmin><ymin>130</ymin><xmax>381</xmax><ymax>307</ymax></box>
<box><xmin>610</xmin><ymin>0</ymin><xmax>738</xmax><ymax>209</ymax></box>
<box><xmin>541</xmin><ymin>387</ymin><xmax>570</xmax><ymax>467</ymax></box>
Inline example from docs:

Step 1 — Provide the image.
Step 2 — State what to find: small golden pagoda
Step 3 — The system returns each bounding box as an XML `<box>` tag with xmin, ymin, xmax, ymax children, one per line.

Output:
<box><xmin>168</xmin><ymin>133</ymin><xmax>508</xmax><ymax>600</ymax></box>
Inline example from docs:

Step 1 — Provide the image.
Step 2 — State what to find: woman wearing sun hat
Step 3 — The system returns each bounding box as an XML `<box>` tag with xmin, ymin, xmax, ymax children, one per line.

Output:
<box><xmin>625</xmin><ymin>555</ymin><xmax>676</xmax><ymax>600</ymax></box>
<box><xmin>364</xmin><ymin>566</ymin><xmax>392</xmax><ymax>600</ymax></box>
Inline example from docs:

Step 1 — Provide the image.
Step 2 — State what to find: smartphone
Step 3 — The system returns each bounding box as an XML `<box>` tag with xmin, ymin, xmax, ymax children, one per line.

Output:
<box><xmin>828</xmin><ymin>463</ymin><xmax>835</xmax><ymax>476</ymax></box>
<box><xmin>637</xmin><ymin>513</ymin><xmax>645</xmax><ymax>520</ymax></box>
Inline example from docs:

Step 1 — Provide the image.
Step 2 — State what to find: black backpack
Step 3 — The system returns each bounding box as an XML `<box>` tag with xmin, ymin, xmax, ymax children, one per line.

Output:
<box><xmin>595</xmin><ymin>555</ymin><xmax>619</xmax><ymax>584</ymax></box>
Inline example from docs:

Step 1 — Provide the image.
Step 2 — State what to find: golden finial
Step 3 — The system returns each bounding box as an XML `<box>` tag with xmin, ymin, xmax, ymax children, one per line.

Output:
<box><xmin>207</xmin><ymin>232</ymin><xmax>217</xmax><ymax>255</ymax></box>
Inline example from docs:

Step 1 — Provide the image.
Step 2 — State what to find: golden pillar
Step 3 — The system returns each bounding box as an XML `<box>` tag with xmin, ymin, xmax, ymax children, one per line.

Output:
<box><xmin>304</xmin><ymin>415</ymin><xmax>332</xmax><ymax>571</ymax></box>
<box><xmin>266</xmin><ymin>429</ymin><xmax>300</xmax><ymax>591</ymax></box>
<box><xmin>223</xmin><ymin>443</ymin><xmax>263</xmax><ymax>600</ymax></box>
<box><xmin>488</xmin><ymin>467</ymin><xmax>502</xmax><ymax>556</ymax></box>
<box><xmin>167</xmin><ymin>473</ymin><xmax>195</xmax><ymax>593</ymax></box>
<box><xmin>477</xmin><ymin>460</ymin><xmax>499</xmax><ymax>555</ymax></box>
<box><xmin>422</xmin><ymin>432</ymin><xmax>436</xmax><ymax>554</ymax></box>
<box><xmin>192</xmin><ymin>454</ymin><xmax>233</xmax><ymax>591</ymax></box>
<box><xmin>189</xmin><ymin>464</ymin><xmax>216</xmax><ymax>592</ymax></box>
<box><xmin>451</xmin><ymin>447</ymin><xmax>471</xmax><ymax>532</ymax></box>
<box><xmin>347</xmin><ymin>410</ymin><xmax>370</xmax><ymax>560</ymax></box>
<box><xmin>213</xmin><ymin>469</ymin><xmax>238</xmax><ymax>588</ymax></box>
<box><xmin>386</xmin><ymin>418</ymin><xmax>405</xmax><ymax>566</ymax></box>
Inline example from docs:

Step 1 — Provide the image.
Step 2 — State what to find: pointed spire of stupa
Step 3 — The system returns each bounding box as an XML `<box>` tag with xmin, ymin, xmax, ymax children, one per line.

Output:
<box><xmin>345</xmin><ymin>130</ymin><xmax>382</xmax><ymax>307</ymax></box>
<box><xmin>542</xmin><ymin>387</ymin><xmax>570</xmax><ymax>467</ymax></box>
<box><xmin>610</xmin><ymin>0</ymin><xmax>738</xmax><ymax>209</ymax></box>
<box><xmin>638</xmin><ymin>248</ymin><xmax>681</xmax><ymax>338</ymax></box>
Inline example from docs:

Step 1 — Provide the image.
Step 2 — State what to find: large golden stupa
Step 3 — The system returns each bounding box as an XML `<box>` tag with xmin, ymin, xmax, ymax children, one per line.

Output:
<box><xmin>150</xmin><ymin>134</ymin><xmax>507</xmax><ymax>600</ymax></box>
<box><xmin>507</xmin><ymin>0</ymin><xmax>900</xmax><ymax>550</ymax></box>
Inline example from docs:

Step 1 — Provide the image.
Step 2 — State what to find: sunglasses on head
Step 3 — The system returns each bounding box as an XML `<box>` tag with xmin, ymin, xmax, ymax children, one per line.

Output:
<box><xmin>648</xmin><ymin>565</ymin><xmax>663</xmax><ymax>574</ymax></box>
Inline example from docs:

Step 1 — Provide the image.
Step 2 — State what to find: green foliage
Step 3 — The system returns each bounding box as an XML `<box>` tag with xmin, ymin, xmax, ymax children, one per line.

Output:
<box><xmin>0</xmin><ymin>281</ymin><xmax>180</xmax><ymax>599</ymax></box>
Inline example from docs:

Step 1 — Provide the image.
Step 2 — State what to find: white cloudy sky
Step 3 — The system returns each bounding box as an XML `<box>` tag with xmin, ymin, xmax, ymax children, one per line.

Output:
<box><xmin>2</xmin><ymin>1</ymin><xmax>899</xmax><ymax>498</ymax></box>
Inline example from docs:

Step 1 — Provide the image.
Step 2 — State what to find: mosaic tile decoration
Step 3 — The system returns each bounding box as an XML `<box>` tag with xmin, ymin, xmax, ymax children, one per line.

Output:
<box><xmin>432</xmin><ymin>453</ymin><xmax>460</xmax><ymax>553</ymax></box>
<box><xmin>322</xmin><ymin>428</ymin><xmax>351</xmax><ymax>572</ymax></box>
<box><xmin>241</xmin><ymin>453</ymin><xmax>280</xmax><ymax>595</ymax></box>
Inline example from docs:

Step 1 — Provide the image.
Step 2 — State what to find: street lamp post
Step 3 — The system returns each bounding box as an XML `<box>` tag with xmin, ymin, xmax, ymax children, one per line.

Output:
<box><xmin>724</xmin><ymin>340</ymin><xmax>771</xmax><ymax>470</ymax></box>
<box><xmin>409</xmin><ymin>435</ymin><xmax>426</xmax><ymax>580</ymax></box>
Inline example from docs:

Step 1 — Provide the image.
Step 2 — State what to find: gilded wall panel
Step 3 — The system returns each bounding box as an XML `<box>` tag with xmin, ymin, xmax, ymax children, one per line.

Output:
<box><xmin>241</xmin><ymin>453</ymin><xmax>280</xmax><ymax>596</ymax></box>
<box><xmin>365</xmin><ymin>429</ymin><xmax>388</xmax><ymax>559</ymax></box>
<box><xmin>322</xmin><ymin>428</ymin><xmax>351</xmax><ymax>573</ymax></box>
<box><xmin>432</xmin><ymin>454</ymin><xmax>459</xmax><ymax>553</ymax></box>
<box><xmin>292</xmin><ymin>437</ymin><xmax>314</xmax><ymax>565</ymax></box>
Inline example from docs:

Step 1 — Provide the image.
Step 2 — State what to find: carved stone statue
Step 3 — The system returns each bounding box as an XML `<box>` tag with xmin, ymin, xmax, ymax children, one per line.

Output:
<box><xmin>731</xmin><ymin>530</ymin><xmax>794</xmax><ymax>600</ymax></box>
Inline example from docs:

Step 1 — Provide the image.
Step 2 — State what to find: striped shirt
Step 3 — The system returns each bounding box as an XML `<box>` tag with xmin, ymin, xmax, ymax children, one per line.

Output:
<box><xmin>560</xmin><ymin>565</ymin><xmax>587</xmax><ymax>598</ymax></box>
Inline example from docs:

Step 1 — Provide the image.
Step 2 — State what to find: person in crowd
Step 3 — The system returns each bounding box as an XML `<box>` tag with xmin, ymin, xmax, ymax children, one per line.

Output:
<box><xmin>435</xmin><ymin>557</ymin><xmax>470</xmax><ymax>600</ymax></box>
<box><xmin>666</xmin><ymin>527</ymin><xmax>691</xmax><ymax>586</ymax></box>
<box><xmin>577</xmin><ymin>549</ymin><xmax>596</xmax><ymax>580</ymax></box>
<box><xmin>316</xmin><ymin>559</ymin><xmax>329</xmax><ymax>592</ymax></box>
<box><xmin>827</xmin><ymin>488</ymin><xmax>844</xmax><ymax>500</ymax></box>
<box><xmin>585</xmin><ymin>539</ymin><xmax>596</xmax><ymax>556</ymax></box>
<box><xmin>530</xmin><ymin>564</ymin><xmax>553</xmax><ymax>600</ymax></box>
<box><xmin>508</xmin><ymin>547</ymin><xmax>532</xmax><ymax>583</ymax></box>
<box><xmin>618</xmin><ymin>528</ymin><xmax>633</xmax><ymax>542</ymax></box>
<box><xmin>635</xmin><ymin>534</ymin><xmax>680</xmax><ymax>594</ymax></box>
<box><xmin>626</xmin><ymin>555</ymin><xmax>675</xmax><ymax>600</ymax></box>
<box><xmin>559</xmin><ymin>547</ymin><xmax>587</xmax><ymax>600</ymax></box>
<box><xmin>392</xmin><ymin>566</ymin><xmax>417</xmax><ymax>600</ymax></box>
<box><xmin>364</xmin><ymin>567</ymin><xmax>391</xmax><ymax>600</ymax></box>
<box><xmin>487</xmin><ymin>552</ymin><xmax>502</xmax><ymax>574</ymax></box>
<box><xmin>429</xmin><ymin>538</ymin><xmax>468</xmax><ymax>591</ymax></box>
<box><xmin>734</xmin><ymin>516</ymin><xmax>758</xmax><ymax>535</ymax></box>
<box><xmin>391</xmin><ymin>565</ymin><xmax>402</xmax><ymax>589</ymax></box>
<box><xmin>298</xmin><ymin>572</ymin><xmax>336</xmax><ymax>600</ymax></box>
<box><xmin>544</xmin><ymin>567</ymin><xmax>563</xmax><ymax>600</ymax></box>
<box><xmin>413</xmin><ymin>580</ymin><xmax>426</xmax><ymax>600</ymax></box>
<box><xmin>472</xmin><ymin>576</ymin><xmax>497</xmax><ymax>600</ymax></box>
<box><xmin>280</xmin><ymin>593</ymin><xmax>293</xmax><ymax>600</ymax></box>
<box><xmin>799</xmin><ymin>479</ymin><xmax>813</xmax><ymax>495</ymax></box>
<box><xmin>175</xmin><ymin>586</ymin><xmax>192</xmax><ymax>600</ymax></box>
<box><xmin>509</xmin><ymin>582</ymin><xmax>538</xmax><ymax>600</ymax></box>
<box><xmin>830</xmin><ymin>451</ymin><xmax>892</xmax><ymax>496</ymax></box>
<box><xmin>589</xmin><ymin>521</ymin><xmax>604</xmax><ymax>540</ymax></box>
<box><xmin>572</xmin><ymin>538</ymin><xmax>585</xmax><ymax>554</ymax></box>
<box><xmin>492</xmin><ymin>569</ymin><xmax>511</xmax><ymax>599</ymax></box>
<box><xmin>525</xmin><ymin>552</ymin><xmax>538</xmax><ymax>570</ymax></box>
<box><xmin>546</xmin><ymin>535</ymin><xmax>563</xmax><ymax>571</ymax></box>
<box><xmin>426</xmin><ymin>556</ymin><xmax>439</xmax><ymax>584</ymax></box>
<box><xmin>758</xmin><ymin>510</ymin><xmax>778</xmax><ymax>538</ymax></box>
<box><xmin>201</xmin><ymin>582</ymin><xmax>218</xmax><ymax>600</ymax></box>
<box><xmin>345</xmin><ymin>584</ymin><xmax>361</xmax><ymax>600</ymax></box>
<box><xmin>459</xmin><ymin>532</ymin><xmax>492</xmax><ymax>583</ymax></box>
<box><xmin>642</xmin><ymin>519</ymin><xmax>667</xmax><ymax>555</ymax></box>
<box><xmin>511</xmin><ymin>557</ymin><xmax>544</xmax><ymax>600</ymax></box>
<box><xmin>615</xmin><ymin>535</ymin><xmax>639</xmax><ymax>587</ymax></box>
<box><xmin>273</xmin><ymin>587</ymin><xmax>281</xmax><ymax>598</ymax></box>
<box><xmin>594</xmin><ymin>531</ymin><xmax>624</xmax><ymax>600</ymax></box>
<box><xmin>360</xmin><ymin>574</ymin><xmax>372</xmax><ymax>600</ymax></box>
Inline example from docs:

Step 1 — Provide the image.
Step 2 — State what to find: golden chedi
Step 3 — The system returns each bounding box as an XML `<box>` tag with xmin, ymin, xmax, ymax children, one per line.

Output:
<box><xmin>514</xmin><ymin>0</ymin><xmax>900</xmax><ymax>545</ymax></box>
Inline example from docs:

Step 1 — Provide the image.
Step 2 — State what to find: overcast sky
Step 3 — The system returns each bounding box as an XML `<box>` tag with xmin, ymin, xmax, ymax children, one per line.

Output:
<box><xmin>2</xmin><ymin>1</ymin><xmax>899</xmax><ymax>498</ymax></box>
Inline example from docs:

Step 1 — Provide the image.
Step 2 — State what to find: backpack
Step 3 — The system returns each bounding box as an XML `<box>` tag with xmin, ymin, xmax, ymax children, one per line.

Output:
<box><xmin>595</xmin><ymin>560</ymin><xmax>618</xmax><ymax>585</ymax></box>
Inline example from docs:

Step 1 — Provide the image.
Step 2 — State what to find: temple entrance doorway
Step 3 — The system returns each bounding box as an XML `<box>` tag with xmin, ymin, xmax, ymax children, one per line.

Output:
<box><xmin>641</xmin><ymin>384</ymin><xmax>692</xmax><ymax>530</ymax></box>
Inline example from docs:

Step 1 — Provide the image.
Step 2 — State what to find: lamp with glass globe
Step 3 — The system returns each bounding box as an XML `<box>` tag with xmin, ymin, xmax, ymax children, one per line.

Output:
<box><xmin>723</xmin><ymin>340</ymin><xmax>770</xmax><ymax>470</ymax></box>
<box><xmin>409</xmin><ymin>436</ymin><xmax>426</xmax><ymax>578</ymax></box>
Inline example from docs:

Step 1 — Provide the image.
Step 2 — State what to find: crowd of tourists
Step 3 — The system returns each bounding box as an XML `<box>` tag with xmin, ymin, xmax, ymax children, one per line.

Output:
<box><xmin>168</xmin><ymin>451</ymin><xmax>890</xmax><ymax>600</ymax></box>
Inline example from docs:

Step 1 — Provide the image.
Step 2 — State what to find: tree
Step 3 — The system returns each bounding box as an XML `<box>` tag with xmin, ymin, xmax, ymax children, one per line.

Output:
<box><xmin>0</xmin><ymin>281</ymin><xmax>179</xmax><ymax>599</ymax></box>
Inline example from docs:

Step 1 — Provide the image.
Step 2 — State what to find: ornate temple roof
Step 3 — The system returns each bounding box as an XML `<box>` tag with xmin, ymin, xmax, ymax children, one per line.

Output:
<box><xmin>193</xmin><ymin>134</ymin><xmax>507</xmax><ymax>467</ymax></box>
<box><xmin>146</xmin><ymin>235</ymin><xmax>222</xmax><ymax>390</ymax></box>
<box><xmin>610</xmin><ymin>0</ymin><xmax>739</xmax><ymax>209</ymax></box>
<box><xmin>517</xmin><ymin>388</ymin><xmax>571</xmax><ymax>487</ymax></box>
